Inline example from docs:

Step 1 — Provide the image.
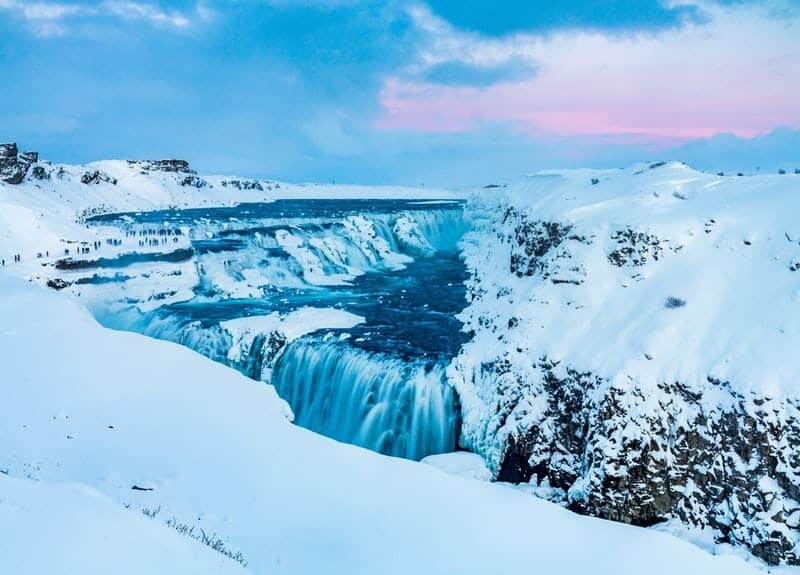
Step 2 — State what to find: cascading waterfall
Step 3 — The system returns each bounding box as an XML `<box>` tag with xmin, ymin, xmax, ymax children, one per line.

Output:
<box><xmin>83</xmin><ymin>200</ymin><xmax>471</xmax><ymax>462</ymax></box>
<box><xmin>272</xmin><ymin>339</ymin><xmax>459</xmax><ymax>460</ymax></box>
<box><xmin>191</xmin><ymin>207</ymin><xmax>469</xmax><ymax>294</ymax></box>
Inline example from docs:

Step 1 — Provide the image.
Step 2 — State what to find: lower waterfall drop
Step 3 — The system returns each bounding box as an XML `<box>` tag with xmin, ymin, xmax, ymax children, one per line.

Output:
<box><xmin>272</xmin><ymin>338</ymin><xmax>459</xmax><ymax>460</ymax></box>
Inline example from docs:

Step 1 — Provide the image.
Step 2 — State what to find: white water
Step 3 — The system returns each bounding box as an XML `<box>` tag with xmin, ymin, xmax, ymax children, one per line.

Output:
<box><xmin>190</xmin><ymin>208</ymin><xmax>471</xmax><ymax>295</ymax></box>
<box><xmin>272</xmin><ymin>340</ymin><xmax>459</xmax><ymax>460</ymax></box>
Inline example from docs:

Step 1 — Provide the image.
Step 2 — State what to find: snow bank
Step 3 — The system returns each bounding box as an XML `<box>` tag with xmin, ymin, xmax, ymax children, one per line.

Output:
<box><xmin>221</xmin><ymin>307</ymin><xmax>364</xmax><ymax>345</ymax></box>
<box><xmin>0</xmin><ymin>475</ymin><xmax>249</xmax><ymax>575</ymax></box>
<box><xmin>421</xmin><ymin>452</ymin><xmax>493</xmax><ymax>482</ymax></box>
<box><xmin>0</xmin><ymin>275</ymin><xmax>766</xmax><ymax>574</ymax></box>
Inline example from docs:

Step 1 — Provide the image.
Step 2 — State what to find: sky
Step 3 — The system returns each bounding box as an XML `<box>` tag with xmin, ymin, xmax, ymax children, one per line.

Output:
<box><xmin>0</xmin><ymin>0</ymin><xmax>798</xmax><ymax>186</ymax></box>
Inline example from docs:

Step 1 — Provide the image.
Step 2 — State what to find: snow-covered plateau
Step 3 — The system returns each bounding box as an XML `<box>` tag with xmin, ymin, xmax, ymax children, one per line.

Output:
<box><xmin>0</xmin><ymin>143</ymin><xmax>797</xmax><ymax>572</ymax></box>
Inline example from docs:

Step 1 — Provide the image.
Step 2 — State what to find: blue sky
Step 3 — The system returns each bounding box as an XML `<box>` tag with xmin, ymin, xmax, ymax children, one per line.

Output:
<box><xmin>0</xmin><ymin>0</ymin><xmax>798</xmax><ymax>186</ymax></box>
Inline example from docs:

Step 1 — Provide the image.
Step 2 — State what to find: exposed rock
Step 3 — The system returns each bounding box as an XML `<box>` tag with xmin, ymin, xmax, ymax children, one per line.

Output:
<box><xmin>505</xmin><ymin>207</ymin><xmax>572</xmax><ymax>278</ymax></box>
<box><xmin>19</xmin><ymin>151</ymin><xmax>38</xmax><ymax>164</ymax></box>
<box><xmin>608</xmin><ymin>228</ymin><xmax>665</xmax><ymax>267</ymax></box>
<box><xmin>221</xmin><ymin>179</ymin><xmax>264</xmax><ymax>191</ymax></box>
<box><xmin>30</xmin><ymin>165</ymin><xmax>50</xmax><ymax>180</ymax></box>
<box><xmin>81</xmin><ymin>170</ymin><xmax>118</xmax><ymax>185</ymax></box>
<box><xmin>0</xmin><ymin>143</ymin><xmax>16</xmax><ymax>159</ymax></box>
<box><xmin>233</xmin><ymin>331</ymin><xmax>288</xmax><ymax>381</ymax></box>
<box><xmin>0</xmin><ymin>142</ymin><xmax>38</xmax><ymax>185</ymax></box>
<box><xmin>128</xmin><ymin>159</ymin><xmax>192</xmax><ymax>173</ymax></box>
<box><xmin>494</xmin><ymin>363</ymin><xmax>800</xmax><ymax>565</ymax></box>
<box><xmin>76</xmin><ymin>205</ymin><xmax>114</xmax><ymax>223</ymax></box>
<box><xmin>503</xmin><ymin>208</ymin><xmax>585</xmax><ymax>285</ymax></box>
<box><xmin>46</xmin><ymin>278</ymin><xmax>72</xmax><ymax>291</ymax></box>
<box><xmin>180</xmin><ymin>175</ymin><xmax>209</xmax><ymax>188</ymax></box>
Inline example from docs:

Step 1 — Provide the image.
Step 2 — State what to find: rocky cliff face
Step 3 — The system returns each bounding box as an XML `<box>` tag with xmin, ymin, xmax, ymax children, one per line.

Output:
<box><xmin>127</xmin><ymin>159</ymin><xmax>192</xmax><ymax>173</ymax></box>
<box><xmin>452</xmin><ymin>164</ymin><xmax>800</xmax><ymax>565</ymax></box>
<box><xmin>126</xmin><ymin>159</ymin><xmax>209</xmax><ymax>188</ymax></box>
<box><xmin>0</xmin><ymin>143</ymin><xmax>38</xmax><ymax>184</ymax></box>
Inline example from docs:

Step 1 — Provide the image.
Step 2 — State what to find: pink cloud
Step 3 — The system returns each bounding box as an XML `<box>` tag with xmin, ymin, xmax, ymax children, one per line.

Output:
<box><xmin>378</xmin><ymin>4</ymin><xmax>800</xmax><ymax>141</ymax></box>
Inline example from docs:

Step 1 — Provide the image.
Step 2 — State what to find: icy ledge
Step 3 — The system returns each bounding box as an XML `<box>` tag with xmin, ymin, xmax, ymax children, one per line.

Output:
<box><xmin>451</xmin><ymin>162</ymin><xmax>800</xmax><ymax>565</ymax></box>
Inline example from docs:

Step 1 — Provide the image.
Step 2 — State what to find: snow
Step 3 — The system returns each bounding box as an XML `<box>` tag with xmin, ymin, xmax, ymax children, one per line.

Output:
<box><xmin>221</xmin><ymin>307</ymin><xmax>364</xmax><ymax>344</ymax></box>
<box><xmin>421</xmin><ymin>452</ymin><xmax>493</xmax><ymax>482</ymax></box>
<box><xmin>453</xmin><ymin>163</ymin><xmax>800</xmax><ymax>470</ymax></box>
<box><xmin>0</xmin><ymin>274</ymin><xmax>767</xmax><ymax>574</ymax></box>
<box><xmin>0</xmin><ymin>155</ymin><xmax>794</xmax><ymax>572</ymax></box>
<box><xmin>222</xmin><ymin>307</ymin><xmax>364</xmax><ymax>371</ymax></box>
<box><xmin>0</xmin><ymin>158</ymin><xmax>460</xmax><ymax>276</ymax></box>
<box><xmin>0</xmin><ymin>475</ymin><xmax>248</xmax><ymax>575</ymax></box>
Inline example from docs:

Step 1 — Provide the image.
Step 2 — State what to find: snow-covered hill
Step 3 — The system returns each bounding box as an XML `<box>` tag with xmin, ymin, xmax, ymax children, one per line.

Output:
<box><xmin>452</xmin><ymin>161</ymin><xmax>800</xmax><ymax>565</ymax></box>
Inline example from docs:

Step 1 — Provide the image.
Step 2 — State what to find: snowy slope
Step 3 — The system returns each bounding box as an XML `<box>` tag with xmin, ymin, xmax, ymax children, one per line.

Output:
<box><xmin>0</xmin><ymin>475</ymin><xmax>249</xmax><ymax>575</ymax></box>
<box><xmin>0</xmin><ymin>150</ymin><xmax>460</xmax><ymax>276</ymax></box>
<box><xmin>0</xmin><ymin>274</ymin><xmax>767</xmax><ymax>574</ymax></box>
<box><xmin>452</xmin><ymin>162</ymin><xmax>800</xmax><ymax>565</ymax></box>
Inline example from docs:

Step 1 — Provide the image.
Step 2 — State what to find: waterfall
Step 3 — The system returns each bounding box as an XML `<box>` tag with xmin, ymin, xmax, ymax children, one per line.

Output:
<box><xmin>191</xmin><ymin>207</ymin><xmax>469</xmax><ymax>294</ymax></box>
<box><xmin>82</xmin><ymin>200</ymin><xmax>470</xmax><ymax>462</ymax></box>
<box><xmin>272</xmin><ymin>339</ymin><xmax>459</xmax><ymax>460</ymax></box>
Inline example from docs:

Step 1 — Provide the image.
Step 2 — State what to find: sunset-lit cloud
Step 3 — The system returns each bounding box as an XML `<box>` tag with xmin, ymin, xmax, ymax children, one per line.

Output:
<box><xmin>377</xmin><ymin>2</ymin><xmax>800</xmax><ymax>140</ymax></box>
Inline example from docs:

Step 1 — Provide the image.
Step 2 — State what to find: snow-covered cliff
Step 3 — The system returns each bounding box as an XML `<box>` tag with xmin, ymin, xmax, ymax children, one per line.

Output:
<box><xmin>451</xmin><ymin>162</ymin><xmax>800</xmax><ymax>565</ymax></box>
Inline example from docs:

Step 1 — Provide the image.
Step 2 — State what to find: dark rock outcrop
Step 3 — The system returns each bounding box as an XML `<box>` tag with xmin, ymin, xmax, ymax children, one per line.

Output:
<box><xmin>0</xmin><ymin>143</ymin><xmax>15</xmax><ymax>159</ymax></box>
<box><xmin>502</xmin><ymin>208</ymin><xmax>587</xmax><ymax>286</ymax></box>
<box><xmin>81</xmin><ymin>170</ymin><xmax>118</xmax><ymax>185</ymax></box>
<box><xmin>0</xmin><ymin>142</ymin><xmax>39</xmax><ymax>185</ymax></box>
<box><xmin>496</xmin><ymin>363</ymin><xmax>800</xmax><ymax>565</ymax></box>
<box><xmin>607</xmin><ymin>227</ymin><xmax>665</xmax><ymax>267</ymax></box>
<box><xmin>46</xmin><ymin>278</ymin><xmax>72</xmax><ymax>291</ymax></box>
<box><xmin>128</xmin><ymin>159</ymin><xmax>192</xmax><ymax>173</ymax></box>
<box><xmin>506</xmin><ymin>207</ymin><xmax>573</xmax><ymax>278</ymax></box>
<box><xmin>180</xmin><ymin>175</ymin><xmax>209</xmax><ymax>188</ymax></box>
<box><xmin>221</xmin><ymin>179</ymin><xmax>264</xmax><ymax>191</ymax></box>
<box><xmin>19</xmin><ymin>151</ymin><xmax>38</xmax><ymax>164</ymax></box>
<box><xmin>232</xmin><ymin>331</ymin><xmax>288</xmax><ymax>381</ymax></box>
<box><xmin>30</xmin><ymin>165</ymin><xmax>50</xmax><ymax>180</ymax></box>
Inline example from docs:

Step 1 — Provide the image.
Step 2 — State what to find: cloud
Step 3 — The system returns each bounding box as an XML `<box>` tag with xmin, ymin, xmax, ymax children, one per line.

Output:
<box><xmin>103</xmin><ymin>2</ymin><xmax>191</xmax><ymax>27</ymax></box>
<box><xmin>0</xmin><ymin>0</ymin><xmax>207</xmax><ymax>35</ymax></box>
<box><xmin>377</xmin><ymin>1</ymin><xmax>800</xmax><ymax>141</ymax></box>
